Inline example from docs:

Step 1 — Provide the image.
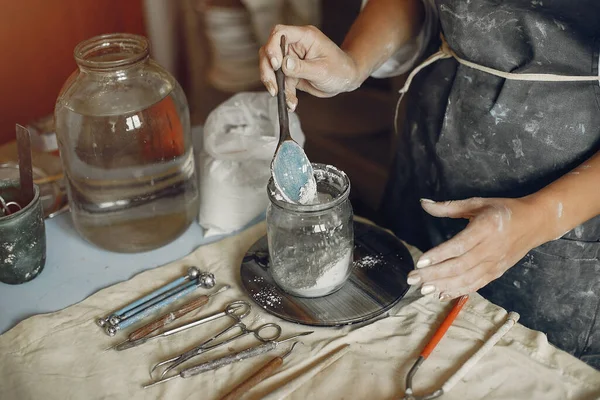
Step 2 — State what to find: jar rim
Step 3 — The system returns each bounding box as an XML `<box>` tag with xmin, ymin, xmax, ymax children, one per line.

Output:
<box><xmin>74</xmin><ymin>33</ymin><xmax>150</xmax><ymax>70</ymax></box>
<box><xmin>267</xmin><ymin>163</ymin><xmax>351</xmax><ymax>212</ymax></box>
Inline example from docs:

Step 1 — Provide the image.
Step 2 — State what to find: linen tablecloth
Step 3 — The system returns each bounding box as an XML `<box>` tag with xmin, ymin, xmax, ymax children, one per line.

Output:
<box><xmin>2</xmin><ymin>221</ymin><xmax>599</xmax><ymax>400</ymax></box>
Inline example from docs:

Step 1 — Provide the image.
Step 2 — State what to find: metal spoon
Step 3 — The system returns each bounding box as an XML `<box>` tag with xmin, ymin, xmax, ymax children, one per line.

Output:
<box><xmin>270</xmin><ymin>35</ymin><xmax>316</xmax><ymax>204</ymax></box>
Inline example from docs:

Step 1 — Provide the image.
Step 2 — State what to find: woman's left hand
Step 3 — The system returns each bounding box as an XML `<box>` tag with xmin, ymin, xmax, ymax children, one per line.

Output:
<box><xmin>408</xmin><ymin>196</ymin><xmax>550</xmax><ymax>301</ymax></box>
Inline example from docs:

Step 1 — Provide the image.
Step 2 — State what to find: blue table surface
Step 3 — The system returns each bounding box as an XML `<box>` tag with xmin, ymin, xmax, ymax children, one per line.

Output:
<box><xmin>0</xmin><ymin>213</ymin><xmax>235</xmax><ymax>335</ymax></box>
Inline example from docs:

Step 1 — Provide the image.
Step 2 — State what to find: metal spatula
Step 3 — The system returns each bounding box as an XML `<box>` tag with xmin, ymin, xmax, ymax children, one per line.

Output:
<box><xmin>270</xmin><ymin>35</ymin><xmax>316</xmax><ymax>204</ymax></box>
<box><xmin>16</xmin><ymin>124</ymin><xmax>34</xmax><ymax>206</ymax></box>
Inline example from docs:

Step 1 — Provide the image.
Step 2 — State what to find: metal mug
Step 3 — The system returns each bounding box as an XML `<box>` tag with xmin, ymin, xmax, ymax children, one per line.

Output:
<box><xmin>0</xmin><ymin>180</ymin><xmax>46</xmax><ymax>284</ymax></box>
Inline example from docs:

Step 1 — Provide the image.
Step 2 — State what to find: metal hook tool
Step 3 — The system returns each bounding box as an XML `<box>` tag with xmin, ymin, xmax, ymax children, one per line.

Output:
<box><xmin>150</xmin><ymin>311</ymin><xmax>283</xmax><ymax>380</ymax></box>
<box><xmin>402</xmin><ymin>295</ymin><xmax>468</xmax><ymax>400</ymax></box>
<box><xmin>111</xmin><ymin>300</ymin><xmax>250</xmax><ymax>351</ymax></box>
<box><xmin>144</xmin><ymin>332</ymin><xmax>312</xmax><ymax>389</ymax></box>
<box><xmin>401</xmin><ymin>311</ymin><xmax>520</xmax><ymax>400</ymax></box>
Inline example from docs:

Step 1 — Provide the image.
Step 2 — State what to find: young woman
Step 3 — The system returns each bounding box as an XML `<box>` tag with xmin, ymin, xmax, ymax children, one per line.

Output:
<box><xmin>259</xmin><ymin>0</ymin><xmax>600</xmax><ymax>369</ymax></box>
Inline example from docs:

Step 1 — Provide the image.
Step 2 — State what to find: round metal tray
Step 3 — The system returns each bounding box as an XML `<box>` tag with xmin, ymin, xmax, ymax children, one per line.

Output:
<box><xmin>240</xmin><ymin>220</ymin><xmax>414</xmax><ymax>327</ymax></box>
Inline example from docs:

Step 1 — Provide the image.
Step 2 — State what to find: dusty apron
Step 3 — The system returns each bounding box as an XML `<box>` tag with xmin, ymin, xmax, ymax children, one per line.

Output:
<box><xmin>380</xmin><ymin>0</ymin><xmax>600</xmax><ymax>369</ymax></box>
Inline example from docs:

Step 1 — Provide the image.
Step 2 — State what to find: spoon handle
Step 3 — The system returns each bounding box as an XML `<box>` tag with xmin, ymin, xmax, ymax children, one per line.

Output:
<box><xmin>275</xmin><ymin>35</ymin><xmax>291</xmax><ymax>142</ymax></box>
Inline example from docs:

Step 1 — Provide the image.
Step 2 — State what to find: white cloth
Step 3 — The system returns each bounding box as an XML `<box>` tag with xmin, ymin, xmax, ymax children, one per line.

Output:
<box><xmin>1</xmin><ymin>220</ymin><xmax>599</xmax><ymax>400</ymax></box>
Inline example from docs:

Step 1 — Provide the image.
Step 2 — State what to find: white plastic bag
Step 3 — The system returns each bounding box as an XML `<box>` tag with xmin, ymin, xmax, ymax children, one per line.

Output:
<box><xmin>198</xmin><ymin>92</ymin><xmax>305</xmax><ymax>236</ymax></box>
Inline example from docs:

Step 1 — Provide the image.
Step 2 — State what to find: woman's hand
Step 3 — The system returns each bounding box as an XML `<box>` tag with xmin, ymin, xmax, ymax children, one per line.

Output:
<box><xmin>259</xmin><ymin>25</ymin><xmax>363</xmax><ymax>111</ymax></box>
<box><xmin>408</xmin><ymin>197</ymin><xmax>550</xmax><ymax>301</ymax></box>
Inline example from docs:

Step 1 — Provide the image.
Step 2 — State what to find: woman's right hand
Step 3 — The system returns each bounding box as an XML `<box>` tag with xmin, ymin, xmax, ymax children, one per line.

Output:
<box><xmin>259</xmin><ymin>25</ymin><xmax>364</xmax><ymax>111</ymax></box>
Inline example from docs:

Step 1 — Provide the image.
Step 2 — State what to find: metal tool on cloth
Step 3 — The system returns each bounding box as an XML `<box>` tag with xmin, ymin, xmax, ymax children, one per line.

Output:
<box><xmin>401</xmin><ymin>310</ymin><xmax>520</xmax><ymax>400</ymax></box>
<box><xmin>96</xmin><ymin>267</ymin><xmax>215</xmax><ymax>334</ymax></box>
<box><xmin>106</xmin><ymin>285</ymin><xmax>231</xmax><ymax>350</ymax></box>
<box><xmin>97</xmin><ymin>267</ymin><xmax>202</xmax><ymax>327</ymax></box>
<box><xmin>150</xmin><ymin>307</ymin><xmax>283</xmax><ymax>380</ymax></box>
<box><xmin>402</xmin><ymin>295</ymin><xmax>468</xmax><ymax>400</ymax></box>
<box><xmin>107</xmin><ymin>275</ymin><xmax>218</xmax><ymax>335</ymax></box>
<box><xmin>218</xmin><ymin>341</ymin><xmax>300</xmax><ymax>400</ymax></box>
<box><xmin>112</xmin><ymin>300</ymin><xmax>251</xmax><ymax>351</ymax></box>
<box><xmin>144</xmin><ymin>333</ymin><xmax>311</xmax><ymax>389</ymax></box>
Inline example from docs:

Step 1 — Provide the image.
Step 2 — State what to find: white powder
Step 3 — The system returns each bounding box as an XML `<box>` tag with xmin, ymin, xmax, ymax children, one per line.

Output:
<box><xmin>271</xmin><ymin>189</ymin><xmax>285</xmax><ymax>201</ymax></box>
<box><xmin>288</xmin><ymin>249</ymin><xmax>353</xmax><ymax>297</ymax></box>
<box><xmin>298</xmin><ymin>176</ymin><xmax>317</xmax><ymax>205</ymax></box>
<box><xmin>252</xmin><ymin>284</ymin><xmax>283</xmax><ymax>308</ymax></box>
<box><xmin>355</xmin><ymin>254</ymin><xmax>383</xmax><ymax>269</ymax></box>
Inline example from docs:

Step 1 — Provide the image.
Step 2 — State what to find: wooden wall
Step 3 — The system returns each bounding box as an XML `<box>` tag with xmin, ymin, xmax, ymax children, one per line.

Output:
<box><xmin>0</xmin><ymin>0</ymin><xmax>146</xmax><ymax>145</ymax></box>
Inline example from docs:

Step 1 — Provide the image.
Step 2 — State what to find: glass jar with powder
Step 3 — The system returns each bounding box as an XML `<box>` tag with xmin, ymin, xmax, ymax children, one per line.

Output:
<box><xmin>266</xmin><ymin>163</ymin><xmax>354</xmax><ymax>298</ymax></box>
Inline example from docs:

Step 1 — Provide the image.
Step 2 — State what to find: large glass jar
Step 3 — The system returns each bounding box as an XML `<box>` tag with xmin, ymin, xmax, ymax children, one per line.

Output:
<box><xmin>55</xmin><ymin>34</ymin><xmax>199</xmax><ymax>253</ymax></box>
<box><xmin>266</xmin><ymin>164</ymin><xmax>354</xmax><ymax>297</ymax></box>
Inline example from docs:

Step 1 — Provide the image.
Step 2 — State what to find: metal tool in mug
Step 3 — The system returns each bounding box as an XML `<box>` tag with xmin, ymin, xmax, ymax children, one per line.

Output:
<box><xmin>144</xmin><ymin>334</ymin><xmax>311</xmax><ymax>389</ymax></box>
<box><xmin>96</xmin><ymin>267</ymin><xmax>214</xmax><ymax>329</ymax></box>
<box><xmin>150</xmin><ymin>307</ymin><xmax>283</xmax><ymax>380</ymax></box>
<box><xmin>0</xmin><ymin>195</ymin><xmax>22</xmax><ymax>216</ymax></box>
<box><xmin>109</xmin><ymin>297</ymin><xmax>248</xmax><ymax>351</ymax></box>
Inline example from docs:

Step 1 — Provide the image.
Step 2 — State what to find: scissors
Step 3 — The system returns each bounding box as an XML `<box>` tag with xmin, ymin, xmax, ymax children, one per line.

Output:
<box><xmin>150</xmin><ymin>303</ymin><xmax>282</xmax><ymax>380</ymax></box>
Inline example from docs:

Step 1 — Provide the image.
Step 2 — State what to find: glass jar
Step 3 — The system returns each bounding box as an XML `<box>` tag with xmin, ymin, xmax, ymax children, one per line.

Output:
<box><xmin>266</xmin><ymin>163</ymin><xmax>354</xmax><ymax>297</ymax></box>
<box><xmin>55</xmin><ymin>33</ymin><xmax>199</xmax><ymax>253</ymax></box>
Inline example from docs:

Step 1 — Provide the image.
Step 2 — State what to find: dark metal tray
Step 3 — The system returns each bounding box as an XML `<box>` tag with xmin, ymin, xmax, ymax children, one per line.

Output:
<box><xmin>240</xmin><ymin>220</ymin><xmax>414</xmax><ymax>327</ymax></box>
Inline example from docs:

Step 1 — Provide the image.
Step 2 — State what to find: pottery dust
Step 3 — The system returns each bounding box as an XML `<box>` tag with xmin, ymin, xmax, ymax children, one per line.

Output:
<box><xmin>269</xmin><ymin>164</ymin><xmax>353</xmax><ymax>297</ymax></box>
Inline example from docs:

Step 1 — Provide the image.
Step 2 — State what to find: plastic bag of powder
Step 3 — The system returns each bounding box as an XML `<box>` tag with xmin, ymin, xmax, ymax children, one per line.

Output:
<box><xmin>198</xmin><ymin>92</ymin><xmax>306</xmax><ymax>236</ymax></box>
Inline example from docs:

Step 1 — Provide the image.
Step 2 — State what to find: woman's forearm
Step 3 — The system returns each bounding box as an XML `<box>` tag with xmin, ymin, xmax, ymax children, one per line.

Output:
<box><xmin>341</xmin><ymin>0</ymin><xmax>425</xmax><ymax>84</ymax></box>
<box><xmin>526</xmin><ymin>149</ymin><xmax>600</xmax><ymax>242</ymax></box>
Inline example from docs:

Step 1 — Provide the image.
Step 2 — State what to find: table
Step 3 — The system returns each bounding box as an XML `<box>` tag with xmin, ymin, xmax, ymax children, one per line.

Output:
<box><xmin>1</xmin><ymin>135</ymin><xmax>599</xmax><ymax>400</ymax></box>
<box><xmin>0</xmin><ymin>212</ymin><xmax>234</xmax><ymax>334</ymax></box>
<box><xmin>2</xmin><ymin>220</ymin><xmax>599</xmax><ymax>400</ymax></box>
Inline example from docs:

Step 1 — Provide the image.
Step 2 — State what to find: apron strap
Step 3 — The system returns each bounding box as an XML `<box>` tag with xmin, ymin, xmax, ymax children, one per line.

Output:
<box><xmin>394</xmin><ymin>33</ymin><xmax>600</xmax><ymax>135</ymax></box>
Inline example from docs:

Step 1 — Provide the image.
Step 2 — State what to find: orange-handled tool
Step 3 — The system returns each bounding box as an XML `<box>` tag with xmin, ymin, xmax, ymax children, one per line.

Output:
<box><xmin>403</xmin><ymin>295</ymin><xmax>468</xmax><ymax>400</ymax></box>
<box><xmin>420</xmin><ymin>295</ymin><xmax>468</xmax><ymax>358</ymax></box>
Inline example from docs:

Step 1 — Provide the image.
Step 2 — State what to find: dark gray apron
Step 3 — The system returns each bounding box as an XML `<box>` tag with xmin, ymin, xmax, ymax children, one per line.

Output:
<box><xmin>380</xmin><ymin>0</ymin><xmax>600</xmax><ymax>369</ymax></box>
